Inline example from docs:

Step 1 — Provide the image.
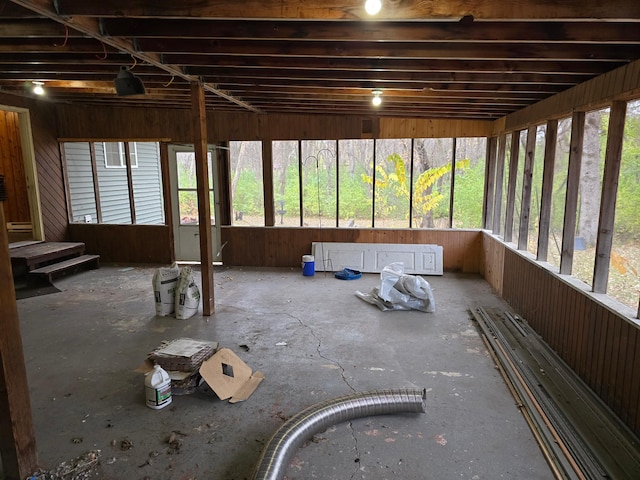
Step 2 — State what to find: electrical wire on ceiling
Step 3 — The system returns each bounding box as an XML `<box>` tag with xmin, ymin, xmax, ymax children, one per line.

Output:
<box><xmin>96</xmin><ymin>40</ymin><xmax>107</xmax><ymax>60</ymax></box>
<box><xmin>53</xmin><ymin>24</ymin><xmax>69</xmax><ymax>47</ymax></box>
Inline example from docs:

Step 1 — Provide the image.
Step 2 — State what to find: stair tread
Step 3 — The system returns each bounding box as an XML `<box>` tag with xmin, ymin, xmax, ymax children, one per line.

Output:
<box><xmin>29</xmin><ymin>254</ymin><xmax>100</xmax><ymax>275</ymax></box>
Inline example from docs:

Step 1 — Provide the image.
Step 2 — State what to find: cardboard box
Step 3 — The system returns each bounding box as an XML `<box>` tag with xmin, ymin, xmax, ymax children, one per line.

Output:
<box><xmin>199</xmin><ymin>348</ymin><xmax>264</xmax><ymax>403</ymax></box>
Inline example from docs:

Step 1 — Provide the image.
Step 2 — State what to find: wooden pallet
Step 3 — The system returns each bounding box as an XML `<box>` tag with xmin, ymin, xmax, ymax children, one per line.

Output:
<box><xmin>28</xmin><ymin>254</ymin><xmax>100</xmax><ymax>284</ymax></box>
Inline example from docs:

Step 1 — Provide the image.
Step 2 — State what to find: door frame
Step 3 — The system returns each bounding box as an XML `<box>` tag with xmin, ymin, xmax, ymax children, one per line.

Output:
<box><xmin>1</xmin><ymin>104</ymin><xmax>44</xmax><ymax>241</ymax></box>
<box><xmin>168</xmin><ymin>144</ymin><xmax>221</xmax><ymax>262</ymax></box>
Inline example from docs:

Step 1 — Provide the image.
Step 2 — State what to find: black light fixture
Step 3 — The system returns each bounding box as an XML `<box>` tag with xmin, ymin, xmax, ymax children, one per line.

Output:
<box><xmin>114</xmin><ymin>66</ymin><xmax>146</xmax><ymax>96</ymax></box>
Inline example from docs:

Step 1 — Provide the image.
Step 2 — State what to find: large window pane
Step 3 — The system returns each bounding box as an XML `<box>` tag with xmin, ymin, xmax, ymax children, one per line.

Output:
<box><xmin>95</xmin><ymin>142</ymin><xmax>131</xmax><ymax>224</ymax></box>
<box><xmin>131</xmin><ymin>142</ymin><xmax>164</xmax><ymax>225</ymax></box>
<box><xmin>338</xmin><ymin>139</ymin><xmax>373</xmax><ymax>228</ymax></box>
<box><xmin>453</xmin><ymin>137</ymin><xmax>486</xmax><ymax>228</ymax></box>
<box><xmin>374</xmin><ymin>139</ymin><xmax>411</xmax><ymax>228</ymax></box>
<box><xmin>302</xmin><ymin>140</ymin><xmax>337</xmax><ymax>227</ymax></box>
<box><xmin>230</xmin><ymin>141</ymin><xmax>264</xmax><ymax>226</ymax></box>
<box><xmin>511</xmin><ymin>130</ymin><xmax>527</xmax><ymax>245</ymax></box>
<box><xmin>412</xmin><ymin>138</ymin><xmax>452</xmax><ymax>228</ymax></box>
<box><xmin>608</xmin><ymin>100</ymin><xmax>640</xmax><ymax>309</ymax></box>
<box><xmin>65</xmin><ymin>142</ymin><xmax>97</xmax><ymax>223</ymax></box>
<box><xmin>547</xmin><ymin>117</ymin><xmax>572</xmax><ymax>268</ymax></box>
<box><xmin>573</xmin><ymin>108</ymin><xmax>609</xmax><ymax>286</ymax></box>
<box><xmin>272</xmin><ymin>140</ymin><xmax>300</xmax><ymax>226</ymax></box>
<box><xmin>500</xmin><ymin>133</ymin><xmax>512</xmax><ymax>236</ymax></box>
<box><xmin>526</xmin><ymin>126</ymin><xmax>545</xmax><ymax>255</ymax></box>
<box><xmin>176</xmin><ymin>151</ymin><xmax>214</xmax><ymax>225</ymax></box>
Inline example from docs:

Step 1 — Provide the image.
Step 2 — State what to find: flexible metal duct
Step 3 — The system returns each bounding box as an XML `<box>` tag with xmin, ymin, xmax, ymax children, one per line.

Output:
<box><xmin>251</xmin><ymin>388</ymin><xmax>427</xmax><ymax>480</ymax></box>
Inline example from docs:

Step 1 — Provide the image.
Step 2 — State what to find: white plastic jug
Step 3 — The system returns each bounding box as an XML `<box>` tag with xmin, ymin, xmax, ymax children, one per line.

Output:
<box><xmin>145</xmin><ymin>365</ymin><xmax>172</xmax><ymax>410</ymax></box>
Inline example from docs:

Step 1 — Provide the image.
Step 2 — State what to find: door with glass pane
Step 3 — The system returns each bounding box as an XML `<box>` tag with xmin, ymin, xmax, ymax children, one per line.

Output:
<box><xmin>169</xmin><ymin>145</ymin><xmax>220</xmax><ymax>262</ymax></box>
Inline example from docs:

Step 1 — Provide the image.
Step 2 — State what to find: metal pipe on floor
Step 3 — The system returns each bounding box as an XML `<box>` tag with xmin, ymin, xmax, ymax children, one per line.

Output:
<box><xmin>251</xmin><ymin>388</ymin><xmax>427</xmax><ymax>480</ymax></box>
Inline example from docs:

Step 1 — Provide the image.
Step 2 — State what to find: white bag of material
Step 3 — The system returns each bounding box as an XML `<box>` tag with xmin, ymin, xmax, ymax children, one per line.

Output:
<box><xmin>356</xmin><ymin>262</ymin><xmax>435</xmax><ymax>313</ymax></box>
<box><xmin>153</xmin><ymin>263</ymin><xmax>180</xmax><ymax>316</ymax></box>
<box><xmin>175</xmin><ymin>266</ymin><xmax>201</xmax><ymax>320</ymax></box>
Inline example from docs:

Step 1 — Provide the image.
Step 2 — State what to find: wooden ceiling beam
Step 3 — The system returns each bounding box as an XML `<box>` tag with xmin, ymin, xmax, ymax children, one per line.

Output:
<box><xmin>50</xmin><ymin>0</ymin><xmax>640</xmax><ymax>21</ymax></box>
<box><xmin>101</xmin><ymin>19</ymin><xmax>640</xmax><ymax>44</ymax></box>
<box><xmin>135</xmin><ymin>39</ymin><xmax>640</xmax><ymax>62</ymax></box>
<box><xmin>9</xmin><ymin>0</ymin><xmax>260</xmax><ymax>112</ymax></box>
<box><xmin>185</xmin><ymin>67</ymin><xmax>585</xmax><ymax>85</ymax></box>
<box><xmin>164</xmin><ymin>55</ymin><xmax>618</xmax><ymax>76</ymax></box>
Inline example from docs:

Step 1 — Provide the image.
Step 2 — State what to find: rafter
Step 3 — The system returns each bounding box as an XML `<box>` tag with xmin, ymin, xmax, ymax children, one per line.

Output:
<box><xmin>8</xmin><ymin>0</ymin><xmax>261</xmax><ymax>112</ymax></box>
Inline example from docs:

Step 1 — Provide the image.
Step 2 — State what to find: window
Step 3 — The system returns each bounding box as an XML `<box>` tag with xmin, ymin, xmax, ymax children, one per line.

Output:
<box><xmin>230</xmin><ymin>141</ymin><xmax>264</xmax><ymax>226</ymax></box>
<box><xmin>176</xmin><ymin>151</ymin><xmax>214</xmax><ymax>225</ymax></box>
<box><xmin>374</xmin><ymin>139</ymin><xmax>411</xmax><ymax>228</ymax></box>
<box><xmin>270</xmin><ymin>136</ymin><xmax>488</xmax><ymax>231</ymax></box>
<box><xmin>546</xmin><ymin>117</ymin><xmax>572</xmax><ymax>268</ymax></box>
<box><xmin>608</xmin><ymin>99</ymin><xmax>640</xmax><ymax>309</ymax></box>
<box><xmin>338</xmin><ymin>139</ymin><xmax>373</xmax><ymax>228</ymax></box>
<box><xmin>412</xmin><ymin>138</ymin><xmax>452</xmax><ymax>228</ymax></box>
<box><xmin>104</xmin><ymin>142</ymin><xmax>138</xmax><ymax>168</ymax></box>
<box><xmin>64</xmin><ymin>141</ymin><xmax>164</xmax><ymax>225</ymax></box>
<box><xmin>302</xmin><ymin>140</ymin><xmax>337</xmax><ymax>227</ymax></box>
<box><xmin>572</xmin><ymin>107</ymin><xmax>609</xmax><ymax>286</ymax></box>
<box><xmin>453</xmin><ymin>137</ymin><xmax>487</xmax><ymax>228</ymax></box>
<box><xmin>272</xmin><ymin>140</ymin><xmax>300</xmax><ymax>226</ymax></box>
<box><xmin>526</xmin><ymin>126</ymin><xmax>545</xmax><ymax>255</ymax></box>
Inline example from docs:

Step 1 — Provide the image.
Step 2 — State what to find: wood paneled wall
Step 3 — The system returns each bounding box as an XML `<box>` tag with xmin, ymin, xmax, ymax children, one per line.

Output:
<box><xmin>501</xmin><ymin>59</ymin><xmax>640</xmax><ymax>132</ymax></box>
<box><xmin>0</xmin><ymin>110</ymin><xmax>29</xmax><ymax>222</ymax></box>
<box><xmin>482</xmin><ymin>233</ymin><xmax>640</xmax><ymax>437</ymax></box>
<box><xmin>221</xmin><ymin>227</ymin><xmax>484</xmax><ymax>272</ymax></box>
<box><xmin>30</xmin><ymin>103</ymin><xmax>68</xmax><ymax>242</ymax></box>
<box><xmin>68</xmin><ymin>224</ymin><xmax>172</xmax><ymax>264</ymax></box>
<box><xmin>1</xmin><ymin>94</ymin><xmax>68</xmax><ymax>242</ymax></box>
<box><xmin>56</xmin><ymin>105</ymin><xmax>494</xmax><ymax>142</ymax></box>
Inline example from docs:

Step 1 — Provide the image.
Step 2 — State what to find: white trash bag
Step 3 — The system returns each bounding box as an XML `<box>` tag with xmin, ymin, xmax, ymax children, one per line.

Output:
<box><xmin>175</xmin><ymin>266</ymin><xmax>201</xmax><ymax>320</ymax></box>
<box><xmin>153</xmin><ymin>263</ymin><xmax>180</xmax><ymax>316</ymax></box>
<box><xmin>355</xmin><ymin>262</ymin><xmax>435</xmax><ymax>313</ymax></box>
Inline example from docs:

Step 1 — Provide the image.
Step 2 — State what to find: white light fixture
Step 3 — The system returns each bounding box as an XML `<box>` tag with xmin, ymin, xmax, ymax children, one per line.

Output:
<box><xmin>32</xmin><ymin>81</ymin><xmax>45</xmax><ymax>95</ymax></box>
<box><xmin>372</xmin><ymin>89</ymin><xmax>383</xmax><ymax>106</ymax></box>
<box><xmin>365</xmin><ymin>0</ymin><xmax>382</xmax><ymax>16</ymax></box>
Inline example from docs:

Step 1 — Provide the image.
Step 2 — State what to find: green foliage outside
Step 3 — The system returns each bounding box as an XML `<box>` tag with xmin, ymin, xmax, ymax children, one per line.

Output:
<box><xmin>362</xmin><ymin>153</ymin><xmax>471</xmax><ymax>223</ymax></box>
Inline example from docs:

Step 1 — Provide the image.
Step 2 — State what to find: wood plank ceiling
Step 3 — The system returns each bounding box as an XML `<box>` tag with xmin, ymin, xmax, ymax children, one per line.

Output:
<box><xmin>1</xmin><ymin>0</ymin><xmax>640</xmax><ymax>120</ymax></box>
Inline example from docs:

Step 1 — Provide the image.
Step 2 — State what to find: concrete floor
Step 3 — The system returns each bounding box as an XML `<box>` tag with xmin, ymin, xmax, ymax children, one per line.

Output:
<box><xmin>8</xmin><ymin>265</ymin><xmax>553</xmax><ymax>480</ymax></box>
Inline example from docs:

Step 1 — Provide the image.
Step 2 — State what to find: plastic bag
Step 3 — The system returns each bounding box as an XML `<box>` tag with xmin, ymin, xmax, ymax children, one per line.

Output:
<box><xmin>356</xmin><ymin>262</ymin><xmax>435</xmax><ymax>313</ymax></box>
<box><xmin>175</xmin><ymin>266</ymin><xmax>201</xmax><ymax>320</ymax></box>
<box><xmin>153</xmin><ymin>263</ymin><xmax>179</xmax><ymax>316</ymax></box>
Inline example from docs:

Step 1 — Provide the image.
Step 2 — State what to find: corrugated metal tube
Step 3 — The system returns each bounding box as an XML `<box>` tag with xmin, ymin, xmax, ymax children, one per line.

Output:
<box><xmin>251</xmin><ymin>388</ymin><xmax>427</xmax><ymax>480</ymax></box>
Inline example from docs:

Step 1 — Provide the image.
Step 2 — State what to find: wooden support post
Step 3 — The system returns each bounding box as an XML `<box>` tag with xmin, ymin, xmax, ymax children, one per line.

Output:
<box><xmin>593</xmin><ymin>101</ymin><xmax>627</xmax><ymax>293</ymax></box>
<box><xmin>492</xmin><ymin>134</ymin><xmax>507</xmax><ymax>235</ymax></box>
<box><xmin>191</xmin><ymin>82</ymin><xmax>215</xmax><ymax>316</ymax></box>
<box><xmin>518</xmin><ymin>125</ymin><xmax>537</xmax><ymax>251</ymax></box>
<box><xmin>123</xmin><ymin>142</ymin><xmax>136</xmax><ymax>224</ymax></box>
<box><xmin>537</xmin><ymin>119</ymin><xmax>558</xmax><ymax>262</ymax></box>
<box><xmin>0</xmin><ymin>201</ymin><xmax>38</xmax><ymax>479</ymax></box>
<box><xmin>448</xmin><ymin>138</ymin><xmax>456</xmax><ymax>229</ymax></box>
<box><xmin>262</xmin><ymin>140</ymin><xmax>275</xmax><ymax>227</ymax></box>
<box><xmin>504</xmin><ymin>130</ymin><xmax>521</xmax><ymax>243</ymax></box>
<box><xmin>482</xmin><ymin>136</ymin><xmax>497</xmax><ymax>230</ymax></box>
<box><xmin>560</xmin><ymin>111</ymin><xmax>586</xmax><ymax>276</ymax></box>
<box><xmin>159</xmin><ymin>142</ymin><xmax>175</xmax><ymax>262</ymax></box>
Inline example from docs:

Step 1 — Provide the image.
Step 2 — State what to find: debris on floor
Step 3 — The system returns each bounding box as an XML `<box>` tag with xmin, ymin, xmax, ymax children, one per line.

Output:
<box><xmin>137</xmin><ymin>338</ymin><xmax>219</xmax><ymax>395</ymax></box>
<box><xmin>199</xmin><ymin>347</ymin><xmax>264</xmax><ymax>403</ymax></box>
<box><xmin>355</xmin><ymin>262</ymin><xmax>436</xmax><ymax>312</ymax></box>
<box><xmin>27</xmin><ymin>450</ymin><xmax>100</xmax><ymax>480</ymax></box>
<box><xmin>334</xmin><ymin>268</ymin><xmax>362</xmax><ymax>280</ymax></box>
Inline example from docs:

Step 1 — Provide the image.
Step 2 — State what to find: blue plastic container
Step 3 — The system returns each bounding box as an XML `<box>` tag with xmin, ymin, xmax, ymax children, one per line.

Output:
<box><xmin>302</xmin><ymin>255</ymin><xmax>315</xmax><ymax>276</ymax></box>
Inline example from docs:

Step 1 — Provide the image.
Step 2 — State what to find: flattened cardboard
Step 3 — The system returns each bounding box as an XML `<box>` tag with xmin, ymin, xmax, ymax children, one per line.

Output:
<box><xmin>199</xmin><ymin>348</ymin><xmax>264</xmax><ymax>403</ymax></box>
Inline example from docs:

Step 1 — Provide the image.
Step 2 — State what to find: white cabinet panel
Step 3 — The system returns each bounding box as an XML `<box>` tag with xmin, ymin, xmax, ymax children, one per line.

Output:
<box><xmin>312</xmin><ymin>242</ymin><xmax>443</xmax><ymax>275</ymax></box>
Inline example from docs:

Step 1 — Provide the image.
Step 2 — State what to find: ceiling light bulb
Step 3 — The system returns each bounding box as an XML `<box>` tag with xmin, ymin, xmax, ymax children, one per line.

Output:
<box><xmin>372</xmin><ymin>95</ymin><xmax>382</xmax><ymax>106</ymax></box>
<box><xmin>365</xmin><ymin>0</ymin><xmax>382</xmax><ymax>15</ymax></box>
<box><xmin>32</xmin><ymin>81</ymin><xmax>44</xmax><ymax>95</ymax></box>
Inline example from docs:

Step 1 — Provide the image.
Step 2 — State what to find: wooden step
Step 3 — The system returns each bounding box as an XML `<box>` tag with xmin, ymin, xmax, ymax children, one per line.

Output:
<box><xmin>28</xmin><ymin>254</ymin><xmax>100</xmax><ymax>284</ymax></box>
